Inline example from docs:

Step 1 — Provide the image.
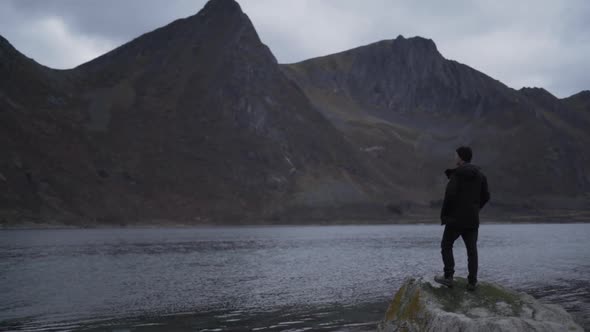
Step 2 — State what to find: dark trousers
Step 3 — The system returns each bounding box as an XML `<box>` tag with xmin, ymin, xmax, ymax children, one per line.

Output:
<box><xmin>441</xmin><ymin>225</ymin><xmax>478</xmax><ymax>284</ymax></box>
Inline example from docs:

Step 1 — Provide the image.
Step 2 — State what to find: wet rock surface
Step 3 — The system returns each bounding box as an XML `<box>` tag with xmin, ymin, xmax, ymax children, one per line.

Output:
<box><xmin>378</xmin><ymin>277</ymin><xmax>584</xmax><ymax>332</ymax></box>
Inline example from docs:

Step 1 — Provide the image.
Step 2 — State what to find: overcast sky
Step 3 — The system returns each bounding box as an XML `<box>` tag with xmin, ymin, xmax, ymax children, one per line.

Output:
<box><xmin>1</xmin><ymin>0</ymin><xmax>588</xmax><ymax>97</ymax></box>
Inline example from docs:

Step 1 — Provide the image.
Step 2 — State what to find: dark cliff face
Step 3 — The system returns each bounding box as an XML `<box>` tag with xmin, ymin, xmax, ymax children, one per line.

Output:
<box><xmin>282</xmin><ymin>36</ymin><xmax>527</xmax><ymax>122</ymax></box>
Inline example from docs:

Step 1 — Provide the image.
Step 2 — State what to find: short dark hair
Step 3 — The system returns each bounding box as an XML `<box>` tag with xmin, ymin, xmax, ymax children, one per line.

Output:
<box><xmin>456</xmin><ymin>146</ymin><xmax>473</xmax><ymax>163</ymax></box>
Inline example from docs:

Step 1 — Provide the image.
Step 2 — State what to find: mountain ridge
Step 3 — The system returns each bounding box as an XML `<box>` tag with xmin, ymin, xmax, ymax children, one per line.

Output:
<box><xmin>1</xmin><ymin>0</ymin><xmax>589</xmax><ymax>226</ymax></box>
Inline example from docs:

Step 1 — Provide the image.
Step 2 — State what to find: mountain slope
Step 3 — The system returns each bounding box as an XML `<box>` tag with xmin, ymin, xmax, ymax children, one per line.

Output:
<box><xmin>282</xmin><ymin>36</ymin><xmax>590</xmax><ymax>214</ymax></box>
<box><xmin>1</xmin><ymin>0</ymin><xmax>397</xmax><ymax>225</ymax></box>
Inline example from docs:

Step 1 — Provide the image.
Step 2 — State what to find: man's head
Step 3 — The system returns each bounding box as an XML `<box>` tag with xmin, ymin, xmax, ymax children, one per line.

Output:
<box><xmin>455</xmin><ymin>146</ymin><xmax>472</xmax><ymax>166</ymax></box>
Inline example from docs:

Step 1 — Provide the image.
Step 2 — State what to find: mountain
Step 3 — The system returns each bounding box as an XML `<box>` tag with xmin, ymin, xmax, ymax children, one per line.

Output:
<box><xmin>1</xmin><ymin>0</ymin><xmax>589</xmax><ymax>226</ymax></box>
<box><xmin>282</xmin><ymin>36</ymin><xmax>527</xmax><ymax>121</ymax></box>
<box><xmin>1</xmin><ymin>0</ymin><xmax>395</xmax><ymax>226</ymax></box>
<box><xmin>282</xmin><ymin>36</ymin><xmax>590</xmax><ymax>215</ymax></box>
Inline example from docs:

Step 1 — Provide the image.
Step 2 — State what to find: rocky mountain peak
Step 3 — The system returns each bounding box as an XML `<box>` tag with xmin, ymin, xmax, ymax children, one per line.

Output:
<box><xmin>200</xmin><ymin>0</ymin><xmax>243</xmax><ymax>16</ymax></box>
<box><xmin>520</xmin><ymin>87</ymin><xmax>560</xmax><ymax>109</ymax></box>
<box><xmin>193</xmin><ymin>0</ymin><xmax>260</xmax><ymax>44</ymax></box>
<box><xmin>188</xmin><ymin>0</ymin><xmax>247</xmax><ymax>27</ymax></box>
<box><xmin>74</xmin><ymin>0</ymin><xmax>263</xmax><ymax>79</ymax></box>
<box><xmin>520</xmin><ymin>87</ymin><xmax>556</xmax><ymax>98</ymax></box>
<box><xmin>354</xmin><ymin>35</ymin><xmax>441</xmax><ymax>61</ymax></box>
<box><xmin>392</xmin><ymin>35</ymin><xmax>439</xmax><ymax>54</ymax></box>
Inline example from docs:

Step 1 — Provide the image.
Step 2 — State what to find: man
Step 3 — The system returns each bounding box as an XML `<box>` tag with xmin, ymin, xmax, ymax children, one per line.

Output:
<box><xmin>435</xmin><ymin>146</ymin><xmax>490</xmax><ymax>291</ymax></box>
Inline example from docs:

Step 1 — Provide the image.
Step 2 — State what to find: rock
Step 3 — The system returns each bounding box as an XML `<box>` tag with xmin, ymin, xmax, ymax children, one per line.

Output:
<box><xmin>377</xmin><ymin>277</ymin><xmax>583</xmax><ymax>332</ymax></box>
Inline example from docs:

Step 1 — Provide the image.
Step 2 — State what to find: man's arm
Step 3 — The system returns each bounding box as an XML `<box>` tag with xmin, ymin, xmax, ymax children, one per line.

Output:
<box><xmin>445</xmin><ymin>173</ymin><xmax>460</xmax><ymax>203</ymax></box>
<box><xmin>480</xmin><ymin>175</ymin><xmax>490</xmax><ymax>209</ymax></box>
<box><xmin>441</xmin><ymin>173</ymin><xmax>459</xmax><ymax>220</ymax></box>
<box><xmin>444</xmin><ymin>168</ymin><xmax>456</xmax><ymax>179</ymax></box>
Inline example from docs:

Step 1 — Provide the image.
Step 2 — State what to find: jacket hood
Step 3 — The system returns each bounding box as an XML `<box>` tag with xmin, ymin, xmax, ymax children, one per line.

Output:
<box><xmin>454</xmin><ymin>163</ymin><xmax>482</xmax><ymax>179</ymax></box>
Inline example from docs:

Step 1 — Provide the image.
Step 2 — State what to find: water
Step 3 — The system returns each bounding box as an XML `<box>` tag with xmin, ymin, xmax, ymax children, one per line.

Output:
<box><xmin>1</xmin><ymin>224</ymin><xmax>589</xmax><ymax>331</ymax></box>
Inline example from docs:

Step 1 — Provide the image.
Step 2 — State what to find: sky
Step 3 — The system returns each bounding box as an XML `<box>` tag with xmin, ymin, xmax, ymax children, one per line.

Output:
<box><xmin>1</xmin><ymin>0</ymin><xmax>588</xmax><ymax>98</ymax></box>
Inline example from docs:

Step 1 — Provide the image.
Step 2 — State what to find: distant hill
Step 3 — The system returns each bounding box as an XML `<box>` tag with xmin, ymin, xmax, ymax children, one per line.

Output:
<box><xmin>1</xmin><ymin>0</ymin><xmax>589</xmax><ymax>226</ymax></box>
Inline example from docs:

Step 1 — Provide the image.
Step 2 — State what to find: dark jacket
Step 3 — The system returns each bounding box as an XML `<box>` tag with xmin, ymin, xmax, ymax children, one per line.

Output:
<box><xmin>440</xmin><ymin>163</ymin><xmax>490</xmax><ymax>228</ymax></box>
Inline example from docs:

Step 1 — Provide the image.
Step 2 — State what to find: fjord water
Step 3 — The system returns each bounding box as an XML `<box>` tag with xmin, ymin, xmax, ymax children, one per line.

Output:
<box><xmin>1</xmin><ymin>224</ymin><xmax>589</xmax><ymax>331</ymax></box>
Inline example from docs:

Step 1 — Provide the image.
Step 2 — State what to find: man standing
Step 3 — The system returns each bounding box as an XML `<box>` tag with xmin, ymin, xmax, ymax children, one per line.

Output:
<box><xmin>435</xmin><ymin>146</ymin><xmax>490</xmax><ymax>291</ymax></box>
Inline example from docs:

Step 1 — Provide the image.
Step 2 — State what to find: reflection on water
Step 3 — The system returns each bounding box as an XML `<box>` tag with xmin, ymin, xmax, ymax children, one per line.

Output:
<box><xmin>0</xmin><ymin>224</ymin><xmax>589</xmax><ymax>331</ymax></box>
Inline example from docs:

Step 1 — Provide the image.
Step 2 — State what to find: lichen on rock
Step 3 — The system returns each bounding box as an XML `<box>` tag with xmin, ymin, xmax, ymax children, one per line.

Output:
<box><xmin>378</xmin><ymin>277</ymin><xmax>583</xmax><ymax>332</ymax></box>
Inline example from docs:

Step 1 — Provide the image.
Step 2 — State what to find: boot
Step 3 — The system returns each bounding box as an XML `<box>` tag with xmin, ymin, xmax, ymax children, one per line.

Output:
<box><xmin>434</xmin><ymin>274</ymin><xmax>454</xmax><ymax>288</ymax></box>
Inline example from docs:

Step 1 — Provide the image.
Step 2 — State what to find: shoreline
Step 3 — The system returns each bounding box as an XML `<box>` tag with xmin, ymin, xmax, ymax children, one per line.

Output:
<box><xmin>2</xmin><ymin>219</ymin><xmax>589</xmax><ymax>230</ymax></box>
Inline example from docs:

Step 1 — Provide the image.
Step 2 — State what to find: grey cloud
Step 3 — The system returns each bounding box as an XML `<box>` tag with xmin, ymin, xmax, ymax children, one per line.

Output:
<box><xmin>6</xmin><ymin>0</ymin><xmax>207</xmax><ymax>45</ymax></box>
<box><xmin>0</xmin><ymin>0</ymin><xmax>588</xmax><ymax>97</ymax></box>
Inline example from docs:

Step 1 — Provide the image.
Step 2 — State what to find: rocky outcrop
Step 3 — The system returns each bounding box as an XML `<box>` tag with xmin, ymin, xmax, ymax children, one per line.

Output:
<box><xmin>378</xmin><ymin>277</ymin><xmax>583</xmax><ymax>332</ymax></box>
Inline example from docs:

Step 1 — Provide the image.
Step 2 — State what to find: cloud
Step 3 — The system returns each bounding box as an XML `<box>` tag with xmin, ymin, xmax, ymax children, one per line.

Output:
<box><xmin>0</xmin><ymin>0</ymin><xmax>588</xmax><ymax>97</ymax></box>
<box><xmin>17</xmin><ymin>17</ymin><xmax>114</xmax><ymax>69</ymax></box>
<box><xmin>0</xmin><ymin>2</ymin><xmax>114</xmax><ymax>69</ymax></box>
